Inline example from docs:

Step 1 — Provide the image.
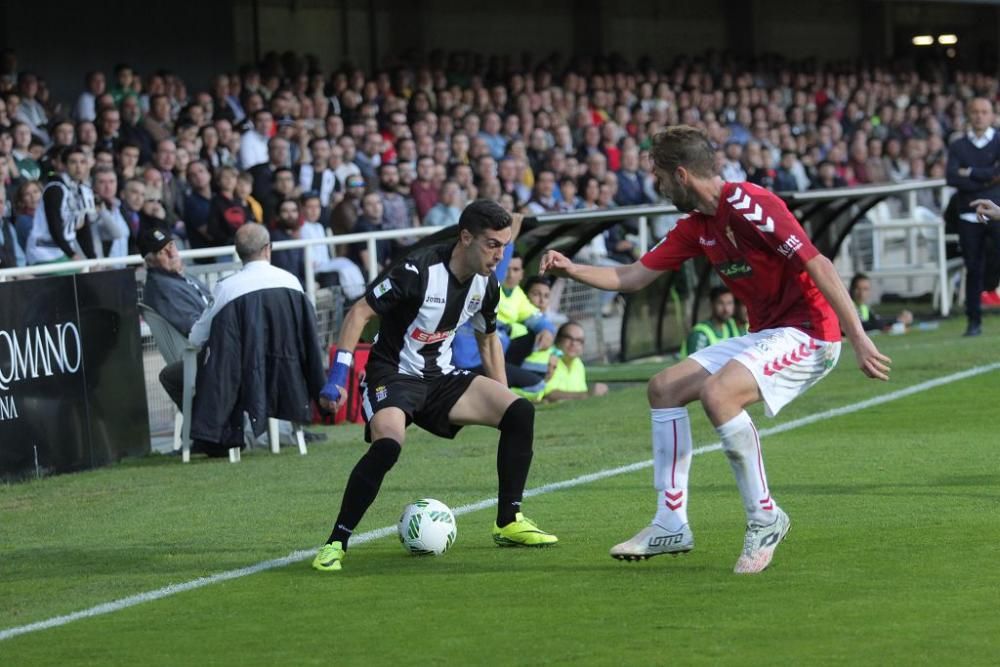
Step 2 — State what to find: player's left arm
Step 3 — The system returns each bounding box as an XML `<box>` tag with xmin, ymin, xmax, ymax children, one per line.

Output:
<box><xmin>804</xmin><ymin>255</ymin><xmax>891</xmax><ymax>381</ymax></box>
<box><xmin>475</xmin><ymin>330</ymin><xmax>508</xmax><ymax>386</ymax></box>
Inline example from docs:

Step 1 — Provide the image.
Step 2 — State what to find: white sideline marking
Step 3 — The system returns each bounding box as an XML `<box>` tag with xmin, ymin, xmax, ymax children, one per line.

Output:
<box><xmin>2</xmin><ymin>362</ymin><xmax>998</xmax><ymax>642</ymax></box>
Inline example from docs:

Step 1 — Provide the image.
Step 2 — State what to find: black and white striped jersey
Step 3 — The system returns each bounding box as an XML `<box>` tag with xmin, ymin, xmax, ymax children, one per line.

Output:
<box><xmin>364</xmin><ymin>243</ymin><xmax>500</xmax><ymax>380</ymax></box>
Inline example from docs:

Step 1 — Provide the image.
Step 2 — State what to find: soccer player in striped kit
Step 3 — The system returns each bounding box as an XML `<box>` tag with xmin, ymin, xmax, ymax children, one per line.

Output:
<box><xmin>312</xmin><ymin>201</ymin><xmax>557</xmax><ymax>573</ymax></box>
<box><xmin>541</xmin><ymin>125</ymin><xmax>891</xmax><ymax>574</ymax></box>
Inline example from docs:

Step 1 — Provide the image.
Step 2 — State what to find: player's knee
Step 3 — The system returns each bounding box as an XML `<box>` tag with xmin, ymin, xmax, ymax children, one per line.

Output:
<box><xmin>369</xmin><ymin>437</ymin><xmax>402</xmax><ymax>470</ymax></box>
<box><xmin>498</xmin><ymin>397</ymin><xmax>534</xmax><ymax>435</ymax></box>
<box><xmin>699</xmin><ymin>375</ymin><xmax>725</xmax><ymax>415</ymax></box>
<box><xmin>648</xmin><ymin>371</ymin><xmax>689</xmax><ymax>407</ymax></box>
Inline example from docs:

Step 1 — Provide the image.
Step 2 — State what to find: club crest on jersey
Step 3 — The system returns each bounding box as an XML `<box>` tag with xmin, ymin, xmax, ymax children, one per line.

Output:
<box><xmin>411</xmin><ymin>327</ymin><xmax>453</xmax><ymax>344</ymax></box>
<box><xmin>468</xmin><ymin>293</ymin><xmax>482</xmax><ymax>309</ymax></box>
<box><xmin>374</xmin><ymin>385</ymin><xmax>388</xmax><ymax>402</ymax></box>
<box><xmin>373</xmin><ymin>278</ymin><xmax>392</xmax><ymax>298</ymax></box>
<box><xmin>715</xmin><ymin>259</ymin><xmax>753</xmax><ymax>279</ymax></box>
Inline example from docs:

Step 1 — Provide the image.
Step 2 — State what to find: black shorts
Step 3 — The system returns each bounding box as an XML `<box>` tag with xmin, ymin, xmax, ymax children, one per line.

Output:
<box><xmin>360</xmin><ymin>369</ymin><xmax>478</xmax><ymax>442</ymax></box>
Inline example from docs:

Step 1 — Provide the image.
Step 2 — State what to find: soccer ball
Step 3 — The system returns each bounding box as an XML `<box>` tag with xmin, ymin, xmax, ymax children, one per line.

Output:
<box><xmin>398</xmin><ymin>498</ymin><xmax>457</xmax><ymax>556</ymax></box>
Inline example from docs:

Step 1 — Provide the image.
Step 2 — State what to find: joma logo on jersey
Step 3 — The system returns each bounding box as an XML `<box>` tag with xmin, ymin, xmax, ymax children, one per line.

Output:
<box><xmin>777</xmin><ymin>234</ymin><xmax>803</xmax><ymax>258</ymax></box>
<box><xmin>715</xmin><ymin>260</ymin><xmax>753</xmax><ymax>279</ymax></box>
<box><xmin>424</xmin><ymin>295</ymin><xmax>446</xmax><ymax>304</ymax></box>
<box><xmin>698</xmin><ymin>236</ymin><xmax>716</xmax><ymax>246</ymax></box>
<box><xmin>410</xmin><ymin>328</ymin><xmax>453</xmax><ymax>343</ymax></box>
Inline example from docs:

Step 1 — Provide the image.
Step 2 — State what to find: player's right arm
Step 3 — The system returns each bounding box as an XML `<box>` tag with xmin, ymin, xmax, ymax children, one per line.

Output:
<box><xmin>319</xmin><ymin>298</ymin><xmax>377</xmax><ymax>411</ymax></box>
<box><xmin>540</xmin><ymin>221</ymin><xmax>701</xmax><ymax>292</ymax></box>
<box><xmin>539</xmin><ymin>253</ymin><xmax>661</xmax><ymax>293</ymax></box>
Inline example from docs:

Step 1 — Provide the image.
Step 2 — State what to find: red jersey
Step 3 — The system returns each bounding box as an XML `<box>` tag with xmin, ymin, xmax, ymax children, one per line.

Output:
<box><xmin>640</xmin><ymin>181</ymin><xmax>841</xmax><ymax>342</ymax></box>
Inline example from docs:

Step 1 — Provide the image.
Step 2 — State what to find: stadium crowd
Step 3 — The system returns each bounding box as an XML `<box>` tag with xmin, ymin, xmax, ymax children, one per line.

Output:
<box><xmin>1</xmin><ymin>48</ymin><xmax>991</xmax><ymax>278</ymax></box>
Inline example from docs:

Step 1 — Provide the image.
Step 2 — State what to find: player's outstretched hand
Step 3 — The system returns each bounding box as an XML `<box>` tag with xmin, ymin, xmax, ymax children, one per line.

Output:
<box><xmin>539</xmin><ymin>249</ymin><xmax>572</xmax><ymax>277</ymax></box>
<box><xmin>854</xmin><ymin>335</ymin><xmax>892</xmax><ymax>381</ymax></box>
<box><xmin>970</xmin><ymin>198</ymin><xmax>1000</xmax><ymax>222</ymax></box>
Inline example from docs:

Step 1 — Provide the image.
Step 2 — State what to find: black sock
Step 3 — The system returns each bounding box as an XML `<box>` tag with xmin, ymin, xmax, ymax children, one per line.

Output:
<box><xmin>327</xmin><ymin>438</ymin><xmax>401</xmax><ymax>548</ymax></box>
<box><xmin>496</xmin><ymin>398</ymin><xmax>534</xmax><ymax>527</ymax></box>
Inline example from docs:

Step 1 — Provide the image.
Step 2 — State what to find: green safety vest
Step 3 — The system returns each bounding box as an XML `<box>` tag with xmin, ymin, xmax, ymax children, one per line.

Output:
<box><xmin>857</xmin><ymin>303</ymin><xmax>870</xmax><ymax>322</ymax></box>
<box><xmin>680</xmin><ymin>319</ymin><xmax>741</xmax><ymax>358</ymax></box>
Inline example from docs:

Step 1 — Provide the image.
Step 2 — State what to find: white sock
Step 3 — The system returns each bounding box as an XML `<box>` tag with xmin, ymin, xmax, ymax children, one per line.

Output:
<box><xmin>717</xmin><ymin>410</ymin><xmax>775</xmax><ymax>525</ymax></box>
<box><xmin>651</xmin><ymin>407</ymin><xmax>692</xmax><ymax>531</ymax></box>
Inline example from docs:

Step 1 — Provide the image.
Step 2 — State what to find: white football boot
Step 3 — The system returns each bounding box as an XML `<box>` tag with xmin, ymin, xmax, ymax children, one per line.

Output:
<box><xmin>610</xmin><ymin>523</ymin><xmax>694</xmax><ymax>561</ymax></box>
<box><xmin>733</xmin><ymin>507</ymin><xmax>791</xmax><ymax>574</ymax></box>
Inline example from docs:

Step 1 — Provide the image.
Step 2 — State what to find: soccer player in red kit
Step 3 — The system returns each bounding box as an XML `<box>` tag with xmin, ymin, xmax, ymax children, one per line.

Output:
<box><xmin>540</xmin><ymin>125</ymin><xmax>891</xmax><ymax>574</ymax></box>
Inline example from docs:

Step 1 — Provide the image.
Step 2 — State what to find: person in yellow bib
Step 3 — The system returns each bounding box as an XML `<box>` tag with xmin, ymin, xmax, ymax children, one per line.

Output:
<box><xmin>542</xmin><ymin>321</ymin><xmax>609</xmax><ymax>402</ymax></box>
<box><xmin>499</xmin><ymin>253</ymin><xmax>556</xmax><ymax>366</ymax></box>
<box><xmin>850</xmin><ymin>273</ymin><xmax>913</xmax><ymax>333</ymax></box>
<box><xmin>680</xmin><ymin>286</ymin><xmax>740</xmax><ymax>358</ymax></box>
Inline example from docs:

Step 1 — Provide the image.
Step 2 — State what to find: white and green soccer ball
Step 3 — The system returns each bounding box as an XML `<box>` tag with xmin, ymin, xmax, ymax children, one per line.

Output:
<box><xmin>398</xmin><ymin>498</ymin><xmax>457</xmax><ymax>556</ymax></box>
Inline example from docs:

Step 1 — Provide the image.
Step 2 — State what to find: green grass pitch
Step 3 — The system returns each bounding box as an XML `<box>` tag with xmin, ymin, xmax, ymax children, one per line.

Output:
<box><xmin>2</xmin><ymin>318</ymin><xmax>999</xmax><ymax>665</ymax></box>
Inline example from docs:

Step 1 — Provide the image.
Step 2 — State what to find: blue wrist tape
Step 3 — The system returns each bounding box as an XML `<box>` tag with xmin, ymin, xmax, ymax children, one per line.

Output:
<box><xmin>328</xmin><ymin>350</ymin><xmax>353</xmax><ymax>388</ymax></box>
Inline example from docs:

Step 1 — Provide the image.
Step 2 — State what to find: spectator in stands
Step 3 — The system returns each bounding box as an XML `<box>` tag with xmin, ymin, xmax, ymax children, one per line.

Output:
<box><xmin>239</xmin><ymin>108</ymin><xmax>271</xmax><ymax>169</ymax></box>
<box><xmin>720</xmin><ymin>141</ymin><xmax>747</xmax><ymax>183</ymax></box>
<box><xmin>811</xmin><ymin>160</ymin><xmax>847</xmax><ymax>190</ymax></box>
<box><xmin>234</xmin><ymin>171</ymin><xmax>262</xmax><ymax>223</ymax></box>
<box><xmin>354</xmin><ymin>132</ymin><xmax>382</xmax><ymax>182</ymax></box>
<box><xmin>14</xmin><ymin>73</ymin><xmax>48</xmax><ymax>143</ymax></box>
<box><xmin>423</xmin><ymin>180</ymin><xmax>463</xmax><ymax>227</ymax></box>
<box><xmin>249</xmin><ymin>136</ymin><xmax>290</xmax><ymax>211</ymax></box>
<box><xmin>849</xmin><ymin>273</ymin><xmax>914</xmax><ymax>333</ymax></box>
<box><xmin>116</xmin><ymin>141</ymin><xmax>141</xmax><ymax>182</ymax></box>
<box><xmin>10</xmin><ymin>122</ymin><xmax>40</xmax><ymax>181</ymax></box>
<box><xmin>680</xmin><ymin>286</ymin><xmax>741</xmax><ymax>358</ymax></box>
<box><xmin>377</xmin><ymin>163</ymin><xmax>418</xmax><ymax>258</ymax></box>
<box><xmin>0</xmin><ymin>180</ymin><xmax>23</xmax><ymax>268</ymax></box>
<box><xmin>410</xmin><ymin>156</ymin><xmax>439</xmax><ymax>220</ymax></box>
<box><xmin>142</xmin><ymin>93</ymin><xmax>174</xmax><ymax>145</ymax></box>
<box><xmin>296</xmin><ymin>137</ymin><xmax>337</xmax><ymax>208</ymax></box>
<box><xmin>775</xmin><ymin>150</ymin><xmax>803</xmax><ymax>191</ymax></box>
<box><xmin>348</xmin><ymin>190</ymin><xmax>389</xmax><ymax>278</ymax></box>
<box><xmin>118</xmin><ymin>94</ymin><xmax>153</xmax><ymax>162</ymax></box>
<box><xmin>299</xmin><ymin>191</ymin><xmax>366</xmax><ymax>298</ymax></box>
<box><xmin>946</xmin><ymin>97</ymin><xmax>1000</xmax><ymax>337</ymax></box>
<box><xmin>199</xmin><ymin>124</ymin><xmax>232</xmax><ymax>171</ymax></box>
<box><xmin>13</xmin><ymin>179</ymin><xmax>41</xmax><ymax>252</ymax></box>
<box><xmin>26</xmin><ymin>145</ymin><xmax>96</xmax><ymax>263</ymax></box>
<box><xmin>527</xmin><ymin>169</ymin><xmax>559</xmax><ymax>214</ymax></box>
<box><xmin>207</xmin><ymin>166</ymin><xmax>249</xmax><ymax>246</ymax></box>
<box><xmin>90</xmin><ymin>165</ymin><xmax>129</xmax><ymax>259</ymax></box>
<box><xmin>269</xmin><ymin>197</ymin><xmax>305</xmax><ymax>284</ymax></box>
<box><xmin>151</xmin><ymin>139</ymin><xmax>185</xmax><ymax>223</ymax></box>
<box><xmin>184</xmin><ymin>160</ymin><xmax>214</xmax><ymax>250</ymax></box>
<box><xmin>74</xmin><ymin>70</ymin><xmax>106</xmax><ymax>122</ymax></box>
<box><xmin>119</xmin><ymin>177</ymin><xmax>144</xmax><ymax>253</ymax></box>
<box><xmin>540</xmin><ymin>321</ymin><xmax>609</xmax><ymax>402</ymax></box>
<box><xmin>616</xmin><ymin>146</ymin><xmax>650</xmax><ymax>207</ymax></box>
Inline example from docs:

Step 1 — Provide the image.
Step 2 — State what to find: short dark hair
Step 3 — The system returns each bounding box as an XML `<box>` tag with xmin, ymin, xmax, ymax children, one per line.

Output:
<box><xmin>524</xmin><ymin>275</ymin><xmax>552</xmax><ymax>292</ymax></box>
<box><xmin>849</xmin><ymin>273</ymin><xmax>870</xmax><ymax>293</ymax></box>
<box><xmin>458</xmin><ymin>199</ymin><xmax>512</xmax><ymax>237</ymax></box>
<box><xmin>60</xmin><ymin>144</ymin><xmax>86</xmax><ymax>163</ymax></box>
<box><xmin>650</xmin><ymin>125</ymin><xmax>716</xmax><ymax>178</ymax></box>
<box><xmin>709</xmin><ymin>286</ymin><xmax>732</xmax><ymax>303</ymax></box>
